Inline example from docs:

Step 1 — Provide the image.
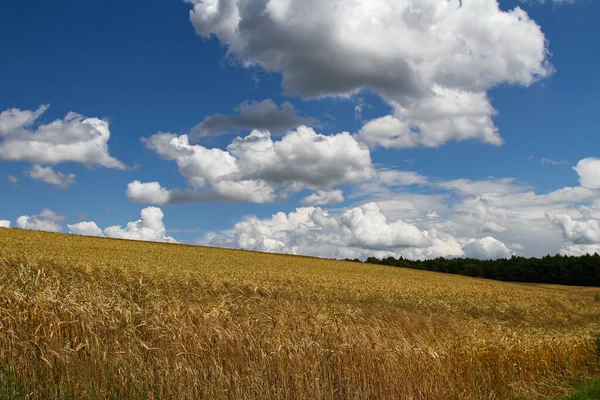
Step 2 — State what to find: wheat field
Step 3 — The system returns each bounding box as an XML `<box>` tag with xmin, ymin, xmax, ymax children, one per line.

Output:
<box><xmin>0</xmin><ymin>228</ymin><xmax>599</xmax><ymax>399</ymax></box>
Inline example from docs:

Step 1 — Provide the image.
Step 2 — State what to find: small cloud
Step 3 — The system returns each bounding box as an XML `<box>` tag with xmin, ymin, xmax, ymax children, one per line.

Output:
<box><xmin>26</xmin><ymin>165</ymin><xmax>76</xmax><ymax>188</ymax></box>
<box><xmin>520</xmin><ymin>0</ymin><xmax>581</xmax><ymax>6</ymax></box>
<box><xmin>541</xmin><ymin>158</ymin><xmax>568</xmax><ymax>165</ymax></box>
<box><xmin>354</xmin><ymin>104</ymin><xmax>365</xmax><ymax>121</ymax></box>
<box><xmin>301</xmin><ymin>190</ymin><xmax>345</xmax><ymax>206</ymax></box>
<box><xmin>7</xmin><ymin>175</ymin><xmax>18</xmax><ymax>186</ymax></box>
<box><xmin>353</xmin><ymin>100</ymin><xmax>375</xmax><ymax>121</ymax></box>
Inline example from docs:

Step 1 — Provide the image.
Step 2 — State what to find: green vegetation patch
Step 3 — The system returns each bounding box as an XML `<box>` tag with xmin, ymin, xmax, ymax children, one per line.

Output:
<box><xmin>560</xmin><ymin>377</ymin><xmax>600</xmax><ymax>400</ymax></box>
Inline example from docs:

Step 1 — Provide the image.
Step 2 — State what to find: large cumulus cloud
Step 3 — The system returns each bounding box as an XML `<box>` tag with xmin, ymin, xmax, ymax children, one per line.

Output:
<box><xmin>128</xmin><ymin>126</ymin><xmax>375</xmax><ymax>204</ymax></box>
<box><xmin>546</xmin><ymin>212</ymin><xmax>600</xmax><ymax>256</ymax></box>
<box><xmin>198</xmin><ymin>156</ymin><xmax>600</xmax><ymax>259</ymax></box>
<box><xmin>186</xmin><ymin>0</ymin><xmax>552</xmax><ymax>148</ymax></box>
<box><xmin>200</xmin><ymin>202</ymin><xmax>512</xmax><ymax>260</ymax></box>
<box><xmin>573</xmin><ymin>158</ymin><xmax>600</xmax><ymax>189</ymax></box>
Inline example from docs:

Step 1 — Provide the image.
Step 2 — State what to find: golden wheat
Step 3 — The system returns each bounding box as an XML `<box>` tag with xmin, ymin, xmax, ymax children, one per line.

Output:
<box><xmin>0</xmin><ymin>228</ymin><xmax>599</xmax><ymax>399</ymax></box>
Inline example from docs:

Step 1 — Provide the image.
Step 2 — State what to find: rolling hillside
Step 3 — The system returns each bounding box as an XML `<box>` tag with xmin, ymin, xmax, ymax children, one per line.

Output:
<box><xmin>0</xmin><ymin>228</ymin><xmax>599</xmax><ymax>399</ymax></box>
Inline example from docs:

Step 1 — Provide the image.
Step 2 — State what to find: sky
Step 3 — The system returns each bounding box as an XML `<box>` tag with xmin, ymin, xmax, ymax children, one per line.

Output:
<box><xmin>1</xmin><ymin>0</ymin><xmax>600</xmax><ymax>260</ymax></box>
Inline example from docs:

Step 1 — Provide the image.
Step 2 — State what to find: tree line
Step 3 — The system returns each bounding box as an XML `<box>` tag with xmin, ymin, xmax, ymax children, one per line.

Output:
<box><xmin>342</xmin><ymin>254</ymin><xmax>600</xmax><ymax>287</ymax></box>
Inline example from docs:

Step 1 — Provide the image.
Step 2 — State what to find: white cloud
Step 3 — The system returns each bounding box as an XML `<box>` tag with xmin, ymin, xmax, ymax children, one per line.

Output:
<box><xmin>545</xmin><ymin>212</ymin><xmax>600</xmax><ymax>256</ymax></box>
<box><xmin>301</xmin><ymin>190</ymin><xmax>344</xmax><ymax>206</ymax></box>
<box><xmin>0</xmin><ymin>105</ymin><xmax>125</xmax><ymax>169</ymax></box>
<box><xmin>462</xmin><ymin>237</ymin><xmax>513</xmax><ymax>260</ymax></box>
<box><xmin>436</xmin><ymin>188</ymin><xmax>598</xmax><ymax>257</ymax></box>
<box><xmin>200</xmin><ymin>202</ymin><xmax>513</xmax><ymax>260</ymax></box>
<box><xmin>187</xmin><ymin>0</ymin><xmax>551</xmax><ymax>148</ymax></box>
<box><xmin>127</xmin><ymin>179</ymin><xmax>275</xmax><ymax>204</ymax></box>
<box><xmin>27</xmin><ymin>165</ymin><xmax>76</xmax><ymax>189</ymax></box>
<box><xmin>200</xmin><ymin>157</ymin><xmax>600</xmax><ymax>259</ymax></box>
<box><xmin>340</xmin><ymin>203</ymin><xmax>430</xmax><ymax>250</ymax></box>
<box><xmin>68</xmin><ymin>207</ymin><xmax>177</xmax><ymax>243</ymax></box>
<box><xmin>133</xmin><ymin>126</ymin><xmax>375</xmax><ymax>204</ymax></box>
<box><xmin>397</xmin><ymin>229</ymin><xmax>465</xmax><ymax>260</ymax></box>
<box><xmin>0</xmin><ymin>105</ymin><xmax>47</xmax><ymax>134</ymax></box>
<box><xmin>574</xmin><ymin>158</ymin><xmax>600</xmax><ymax>189</ymax></box>
<box><xmin>16</xmin><ymin>209</ymin><xmax>65</xmax><ymax>233</ymax></box>
<box><xmin>555</xmin><ymin>243</ymin><xmax>600</xmax><ymax>257</ymax></box>
<box><xmin>8</xmin><ymin>175</ymin><xmax>18</xmax><ymax>186</ymax></box>
<box><xmin>546</xmin><ymin>212</ymin><xmax>600</xmax><ymax>250</ymax></box>
<box><xmin>0</xmin><ymin>220</ymin><xmax>10</xmax><ymax>228</ymax></box>
<box><xmin>67</xmin><ymin>221</ymin><xmax>104</xmax><ymax>237</ymax></box>
<box><xmin>126</xmin><ymin>181</ymin><xmax>173</xmax><ymax>204</ymax></box>
<box><xmin>358</xmin><ymin>91</ymin><xmax>503</xmax><ymax>149</ymax></box>
<box><xmin>105</xmin><ymin>207</ymin><xmax>176</xmax><ymax>243</ymax></box>
<box><xmin>202</xmin><ymin>205</ymin><xmax>424</xmax><ymax>257</ymax></box>
<box><xmin>358</xmin><ymin>115</ymin><xmax>420</xmax><ymax>149</ymax></box>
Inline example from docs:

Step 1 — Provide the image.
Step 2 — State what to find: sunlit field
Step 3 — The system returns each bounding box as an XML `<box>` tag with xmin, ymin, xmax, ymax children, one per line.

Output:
<box><xmin>0</xmin><ymin>228</ymin><xmax>599</xmax><ymax>399</ymax></box>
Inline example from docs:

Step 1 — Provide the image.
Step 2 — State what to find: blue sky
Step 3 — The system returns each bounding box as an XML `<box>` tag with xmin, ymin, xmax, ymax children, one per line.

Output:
<box><xmin>2</xmin><ymin>0</ymin><xmax>600</xmax><ymax>260</ymax></box>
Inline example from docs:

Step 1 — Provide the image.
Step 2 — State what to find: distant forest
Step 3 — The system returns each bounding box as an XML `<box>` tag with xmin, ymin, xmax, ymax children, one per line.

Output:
<box><xmin>344</xmin><ymin>254</ymin><xmax>600</xmax><ymax>287</ymax></box>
